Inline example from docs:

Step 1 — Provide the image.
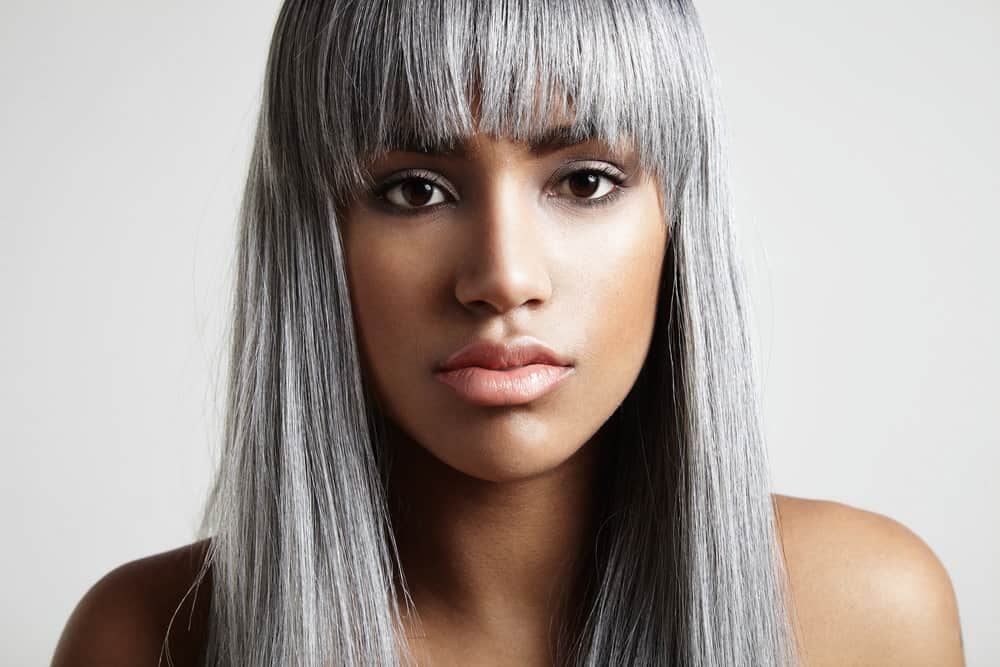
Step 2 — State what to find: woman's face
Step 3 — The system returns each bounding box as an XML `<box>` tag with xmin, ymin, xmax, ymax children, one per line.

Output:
<box><xmin>342</xmin><ymin>125</ymin><xmax>667</xmax><ymax>483</ymax></box>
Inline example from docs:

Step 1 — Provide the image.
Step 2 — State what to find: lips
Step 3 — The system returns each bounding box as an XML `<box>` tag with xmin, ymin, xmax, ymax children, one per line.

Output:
<box><xmin>436</xmin><ymin>336</ymin><xmax>572</xmax><ymax>372</ymax></box>
<box><xmin>433</xmin><ymin>336</ymin><xmax>575</xmax><ymax>406</ymax></box>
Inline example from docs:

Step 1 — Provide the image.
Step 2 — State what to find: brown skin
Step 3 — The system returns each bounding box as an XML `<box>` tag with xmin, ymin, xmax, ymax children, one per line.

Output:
<box><xmin>51</xmin><ymin>539</ymin><xmax>212</xmax><ymax>666</ymax></box>
<box><xmin>776</xmin><ymin>497</ymin><xmax>965</xmax><ymax>666</ymax></box>
<box><xmin>50</xmin><ymin>497</ymin><xmax>966</xmax><ymax>666</ymax></box>
<box><xmin>340</xmin><ymin>127</ymin><xmax>667</xmax><ymax>663</ymax></box>
<box><xmin>50</xmin><ymin>131</ymin><xmax>966</xmax><ymax>666</ymax></box>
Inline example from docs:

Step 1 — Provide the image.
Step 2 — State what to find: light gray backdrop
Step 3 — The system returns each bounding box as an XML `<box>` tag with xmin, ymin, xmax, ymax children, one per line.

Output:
<box><xmin>1</xmin><ymin>1</ymin><xmax>995</xmax><ymax>664</ymax></box>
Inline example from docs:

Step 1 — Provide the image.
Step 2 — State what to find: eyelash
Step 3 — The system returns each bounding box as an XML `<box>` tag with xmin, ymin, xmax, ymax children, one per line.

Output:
<box><xmin>370</xmin><ymin>164</ymin><xmax>629</xmax><ymax>217</ymax></box>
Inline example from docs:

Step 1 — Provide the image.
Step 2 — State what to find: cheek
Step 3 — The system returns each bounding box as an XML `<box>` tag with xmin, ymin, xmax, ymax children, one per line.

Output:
<box><xmin>572</xmin><ymin>221</ymin><xmax>666</xmax><ymax>381</ymax></box>
<box><xmin>343</xmin><ymin>226</ymin><xmax>440</xmax><ymax>412</ymax></box>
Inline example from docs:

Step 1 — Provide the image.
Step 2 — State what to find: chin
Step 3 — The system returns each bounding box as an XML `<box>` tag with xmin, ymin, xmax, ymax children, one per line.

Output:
<box><xmin>422</xmin><ymin>421</ymin><xmax>599</xmax><ymax>484</ymax></box>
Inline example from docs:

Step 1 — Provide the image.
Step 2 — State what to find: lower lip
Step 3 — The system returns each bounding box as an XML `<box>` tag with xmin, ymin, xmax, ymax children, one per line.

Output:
<box><xmin>433</xmin><ymin>364</ymin><xmax>575</xmax><ymax>406</ymax></box>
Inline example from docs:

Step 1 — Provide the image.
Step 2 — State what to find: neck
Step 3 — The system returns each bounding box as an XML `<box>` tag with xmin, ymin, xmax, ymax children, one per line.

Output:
<box><xmin>385</xmin><ymin>419</ymin><xmax>611</xmax><ymax>656</ymax></box>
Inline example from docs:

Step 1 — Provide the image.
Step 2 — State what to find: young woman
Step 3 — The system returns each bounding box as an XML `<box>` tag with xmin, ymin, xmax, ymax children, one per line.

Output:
<box><xmin>53</xmin><ymin>1</ymin><xmax>964</xmax><ymax>665</ymax></box>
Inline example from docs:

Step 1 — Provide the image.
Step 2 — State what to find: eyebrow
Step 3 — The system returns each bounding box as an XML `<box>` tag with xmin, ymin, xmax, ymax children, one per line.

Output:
<box><xmin>391</xmin><ymin>123</ymin><xmax>607</xmax><ymax>158</ymax></box>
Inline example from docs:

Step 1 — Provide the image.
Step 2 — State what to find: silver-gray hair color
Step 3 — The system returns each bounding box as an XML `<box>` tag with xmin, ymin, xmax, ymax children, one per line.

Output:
<box><xmin>174</xmin><ymin>0</ymin><xmax>802</xmax><ymax>665</ymax></box>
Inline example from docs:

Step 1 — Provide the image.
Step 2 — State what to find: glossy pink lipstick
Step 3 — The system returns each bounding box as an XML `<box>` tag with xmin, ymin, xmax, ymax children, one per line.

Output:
<box><xmin>433</xmin><ymin>337</ymin><xmax>575</xmax><ymax>407</ymax></box>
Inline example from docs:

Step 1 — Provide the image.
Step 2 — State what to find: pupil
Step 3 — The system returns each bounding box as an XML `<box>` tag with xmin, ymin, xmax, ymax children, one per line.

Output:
<box><xmin>403</xmin><ymin>180</ymin><xmax>433</xmax><ymax>206</ymax></box>
<box><xmin>569</xmin><ymin>173</ymin><xmax>600</xmax><ymax>198</ymax></box>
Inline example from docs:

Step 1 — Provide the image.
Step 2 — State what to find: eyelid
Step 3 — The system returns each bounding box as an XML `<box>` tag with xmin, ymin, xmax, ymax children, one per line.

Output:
<box><xmin>548</xmin><ymin>159</ymin><xmax>628</xmax><ymax>185</ymax></box>
<box><xmin>558</xmin><ymin>150</ymin><xmax>630</xmax><ymax>170</ymax></box>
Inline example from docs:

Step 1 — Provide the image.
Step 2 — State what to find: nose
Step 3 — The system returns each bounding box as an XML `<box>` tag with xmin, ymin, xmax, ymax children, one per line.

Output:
<box><xmin>453</xmin><ymin>174</ymin><xmax>553</xmax><ymax>316</ymax></box>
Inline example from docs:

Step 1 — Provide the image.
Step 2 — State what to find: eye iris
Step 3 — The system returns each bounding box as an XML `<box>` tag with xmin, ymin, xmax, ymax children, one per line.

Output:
<box><xmin>568</xmin><ymin>172</ymin><xmax>600</xmax><ymax>198</ymax></box>
<box><xmin>401</xmin><ymin>180</ymin><xmax>434</xmax><ymax>206</ymax></box>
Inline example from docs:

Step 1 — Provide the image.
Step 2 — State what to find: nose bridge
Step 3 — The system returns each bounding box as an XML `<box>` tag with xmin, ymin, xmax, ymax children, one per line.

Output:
<box><xmin>454</xmin><ymin>168</ymin><xmax>552</xmax><ymax>314</ymax></box>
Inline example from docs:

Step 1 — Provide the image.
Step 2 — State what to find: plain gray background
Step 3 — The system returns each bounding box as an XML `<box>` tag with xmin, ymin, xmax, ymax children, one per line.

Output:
<box><xmin>2</xmin><ymin>1</ymin><xmax>996</xmax><ymax>664</ymax></box>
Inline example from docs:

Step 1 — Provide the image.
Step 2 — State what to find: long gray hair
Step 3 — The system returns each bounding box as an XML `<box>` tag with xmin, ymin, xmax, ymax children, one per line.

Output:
<box><xmin>175</xmin><ymin>0</ymin><xmax>801</xmax><ymax>665</ymax></box>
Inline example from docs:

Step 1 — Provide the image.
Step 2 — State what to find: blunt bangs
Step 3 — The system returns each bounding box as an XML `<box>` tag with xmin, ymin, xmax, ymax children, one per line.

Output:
<box><xmin>266</xmin><ymin>0</ymin><xmax>704</xmax><ymax>217</ymax></box>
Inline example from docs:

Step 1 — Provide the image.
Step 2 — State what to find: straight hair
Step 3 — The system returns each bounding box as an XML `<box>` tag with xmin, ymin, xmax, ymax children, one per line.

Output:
<box><xmin>172</xmin><ymin>0</ymin><xmax>801</xmax><ymax>664</ymax></box>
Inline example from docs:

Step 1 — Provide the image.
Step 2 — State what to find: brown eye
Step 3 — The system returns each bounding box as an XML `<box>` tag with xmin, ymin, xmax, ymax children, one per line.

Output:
<box><xmin>559</xmin><ymin>170</ymin><xmax>618</xmax><ymax>200</ymax></box>
<box><xmin>383</xmin><ymin>178</ymin><xmax>449</xmax><ymax>209</ymax></box>
<box><xmin>567</xmin><ymin>172</ymin><xmax>601</xmax><ymax>197</ymax></box>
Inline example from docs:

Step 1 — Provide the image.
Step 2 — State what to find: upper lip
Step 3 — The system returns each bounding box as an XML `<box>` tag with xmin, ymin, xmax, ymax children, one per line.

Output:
<box><xmin>436</xmin><ymin>336</ymin><xmax>573</xmax><ymax>372</ymax></box>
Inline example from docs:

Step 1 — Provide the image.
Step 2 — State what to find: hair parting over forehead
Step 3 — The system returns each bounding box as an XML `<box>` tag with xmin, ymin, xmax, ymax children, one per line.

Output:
<box><xmin>267</xmin><ymin>0</ymin><xmax>709</xmax><ymax>213</ymax></box>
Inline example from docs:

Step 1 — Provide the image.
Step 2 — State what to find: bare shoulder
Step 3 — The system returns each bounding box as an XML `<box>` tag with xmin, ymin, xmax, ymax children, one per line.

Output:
<box><xmin>772</xmin><ymin>494</ymin><xmax>965</xmax><ymax>666</ymax></box>
<box><xmin>52</xmin><ymin>539</ymin><xmax>213</xmax><ymax>667</ymax></box>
